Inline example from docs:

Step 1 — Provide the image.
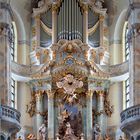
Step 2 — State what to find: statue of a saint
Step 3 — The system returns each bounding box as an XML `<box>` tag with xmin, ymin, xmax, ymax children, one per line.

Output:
<box><xmin>58</xmin><ymin>109</ymin><xmax>71</xmax><ymax>123</ymax></box>
<box><xmin>65</xmin><ymin>122</ymin><xmax>74</xmax><ymax>135</ymax></box>
<box><xmin>93</xmin><ymin>124</ymin><xmax>102</xmax><ymax>140</ymax></box>
<box><xmin>38</xmin><ymin>124</ymin><xmax>47</xmax><ymax>140</ymax></box>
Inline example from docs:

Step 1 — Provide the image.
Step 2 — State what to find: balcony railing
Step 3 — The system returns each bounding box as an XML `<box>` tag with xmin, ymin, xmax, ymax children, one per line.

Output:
<box><xmin>121</xmin><ymin>105</ymin><xmax>140</xmax><ymax>123</ymax></box>
<box><xmin>0</xmin><ymin>105</ymin><xmax>21</xmax><ymax>132</ymax></box>
<box><xmin>120</xmin><ymin>104</ymin><xmax>140</xmax><ymax>132</ymax></box>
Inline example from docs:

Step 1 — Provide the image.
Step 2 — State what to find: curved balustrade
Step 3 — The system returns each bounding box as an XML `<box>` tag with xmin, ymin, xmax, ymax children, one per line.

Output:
<box><xmin>97</xmin><ymin>60</ymin><xmax>129</xmax><ymax>77</ymax></box>
<box><xmin>11</xmin><ymin>61</ymin><xmax>45</xmax><ymax>76</ymax></box>
<box><xmin>0</xmin><ymin>105</ymin><xmax>21</xmax><ymax>132</ymax></box>
<box><xmin>11</xmin><ymin>60</ymin><xmax>129</xmax><ymax>80</ymax></box>
<box><xmin>120</xmin><ymin>105</ymin><xmax>140</xmax><ymax>132</ymax></box>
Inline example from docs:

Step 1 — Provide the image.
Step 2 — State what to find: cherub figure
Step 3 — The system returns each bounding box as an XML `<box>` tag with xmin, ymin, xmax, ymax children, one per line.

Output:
<box><xmin>95</xmin><ymin>0</ymin><xmax>104</xmax><ymax>9</ymax></box>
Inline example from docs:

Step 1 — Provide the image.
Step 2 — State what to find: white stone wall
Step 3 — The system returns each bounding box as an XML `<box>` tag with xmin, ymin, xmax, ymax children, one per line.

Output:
<box><xmin>17</xmin><ymin>82</ymin><xmax>33</xmax><ymax>137</ymax></box>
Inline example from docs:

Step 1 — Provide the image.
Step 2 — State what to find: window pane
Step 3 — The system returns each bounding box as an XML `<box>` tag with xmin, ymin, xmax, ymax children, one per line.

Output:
<box><xmin>125</xmin><ymin>77</ymin><xmax>130</xmax><ymax>109</ymax></box>
<box><xmin>126</xmin><ymin>101</ymin><xmax>130</xmax><ymax>108</ymax></box>
<box><xmin>126</xmin><ymin>87</ymin><xmax>129</xmax><ymax>93</ymax></box>
<box><xmin>126</xmin><ymin>94</ymin><xmax>130</xmax><ymax>100</ymax></box>
<box><xmin>11</xmin><ymin>79</ymin><xmax>15</xmax><ymax>108</ymax></box>
<box><xmin>126</xmin><ymin>79</ymin><xmax>129</xmax><ymax>85</ymax></box>
<box><xmin>11</xmin><ymin>87</ymin><xmax>14</xmax><ymax>93</ymax></box>
<box><xmin>11</xmin><ymin>101</ymin><xmax>15</xmax><ymax>108</ymax></box>
<box><xmin>126</xmin><ymin>48</ymin><xmax>129</xmax><ymax>55</ymax></box>
<box><xmin>11</xmin><ymin>94</ymin><xmax>15</xmax><ymax>100</ymax></box>
<box><xmin>125</xmin><ymin>24</ymin><xmax>130</xmax><ymax>61</ymax></box>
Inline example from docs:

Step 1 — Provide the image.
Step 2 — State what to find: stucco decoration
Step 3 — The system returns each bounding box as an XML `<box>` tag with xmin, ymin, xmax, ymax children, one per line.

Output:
<box><xmin>56</xmin><ymin>74</ymin><xmax>83</xmax><ymax>95</ymax></box>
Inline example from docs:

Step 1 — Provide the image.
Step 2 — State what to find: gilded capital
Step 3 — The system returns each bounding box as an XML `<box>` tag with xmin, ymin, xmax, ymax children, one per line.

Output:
<box><xmin>97</xmin><ymin>90</ymin><xmax>104</xmax><ymax>96</ymax></box>
<box><xmin>52</xmin><ymin>0</ymin><xmax>61</xmax><ymax>12</ymax></box>
<box><xmin>47</xmin><ymin>90</ymin><xmax>54</xmax><ymax>99</ymax></box>
<box><xmin>86</xmin><ymin>90</ymin><xmax>93</xmax><ymax>98</ymax></box>
<box><xmin>52</xmin><ymin>5</ymin><xmax>58</xmax><ymax>12</ymax></box>
<box><xmin>99</xmin><ymin>15</ymin><xmax>104</xmax><ymax>21</ymax></box>
<box><xmin>81</xmin><ymin>4</ymin><xmax>88</xmax><ymax>14</ymax></box>
<box><xmin>35</xmin><ymin>90</ymin><xmax>43</xmax><ymax>101</ymax></box>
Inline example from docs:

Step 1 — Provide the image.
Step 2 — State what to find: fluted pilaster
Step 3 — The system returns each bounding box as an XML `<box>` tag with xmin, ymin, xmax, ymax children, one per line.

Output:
<box><xmin>52</xmin><ymin>5</ymin><xmax>58</xmax><ymax>44</ymax></box>
<box><xmin>97</xmin><ymin>90</ymin><xmax>106</xmax><ymax>136</ymax></box>
<box><xmin>83</xmin><ymin>5</ymin><xmax>88</xmax><ymax>43</ymax></box>
<box><xmin>47</xmin><ymin>90</ymin><xmax>55</xmax><ymax>140</ymax></box>
<box><xmin>35</xmin><ymin>90</ymin><xmax>43</xmax><ymax>139</ymax></box>
<box><xmin>86</xmin><ymin>90</ymin><xmax>93</xmax><ymax>140</ymax></box>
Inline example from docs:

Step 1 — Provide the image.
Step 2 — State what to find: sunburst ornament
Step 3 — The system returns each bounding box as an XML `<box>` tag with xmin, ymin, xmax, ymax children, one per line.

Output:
<box><xmin>56</xmin><ymin>74</ymin><xmax>83</xmax><ymax>103</ymax></box>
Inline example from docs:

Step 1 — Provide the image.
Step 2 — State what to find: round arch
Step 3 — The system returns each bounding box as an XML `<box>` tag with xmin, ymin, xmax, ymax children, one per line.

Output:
<box><xmin>114</xmin><ymin>9</ymin><xmax>128</xmax><ymax>41</ymax></box>
<box><xmin>111</xmin><ymin>9</ymin><xmax>128</xmax><ymax>65</ymax></box>
<box><xmin>11</xmin><ymin>8</ymin><xmax>26</xmax><ymax>41</ymax></box>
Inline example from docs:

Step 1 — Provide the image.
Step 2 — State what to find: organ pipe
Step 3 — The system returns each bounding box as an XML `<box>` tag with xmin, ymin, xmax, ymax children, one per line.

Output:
<box><xmin>57</xmin><ymin>0</ymin><xmax>84</xmax><ymax>41</ymax></box>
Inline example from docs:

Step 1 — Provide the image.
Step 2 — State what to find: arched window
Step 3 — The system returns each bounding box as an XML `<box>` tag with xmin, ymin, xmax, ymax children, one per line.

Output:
<box><xmin>10</xmin><ymin>22</ymin><xmax>17</xmax><ymax>62</ymax></box>
<box><xmin>10</xmin><ymin>22</ymin><xmax>17</xmax><ymax>108</ymax></box>
<box><xmin>10</xmin><ymin>23</ymin><xmax>15</xmax><ymax>61</ymax></box>
<box><xmin>123</xmin><ymin>22</ymin><xmax>130</xmax><ymax>109</ymax></box>
<box><xmin>124</xmin><ymin>23</ymin><xmax>130</xmax><ymax>60</ymax></box>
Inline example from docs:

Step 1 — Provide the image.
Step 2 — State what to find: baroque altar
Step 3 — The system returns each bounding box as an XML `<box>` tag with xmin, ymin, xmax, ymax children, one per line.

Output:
<box><xmin>26</xmin><ymin>0</ymin><xmax>113</xmax><ymax>140</ymax></box>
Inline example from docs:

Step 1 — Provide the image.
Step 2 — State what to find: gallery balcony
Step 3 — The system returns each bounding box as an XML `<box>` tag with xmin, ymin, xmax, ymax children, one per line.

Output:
<box><xmin>0</xmin><ymin>105</ymin><xmax>21</xmax><ymax>133</ymax></box>
<box><xmin>120</xmin><ymin>105</ymin><xmax>140</xmax><ymax>139</ymax></box>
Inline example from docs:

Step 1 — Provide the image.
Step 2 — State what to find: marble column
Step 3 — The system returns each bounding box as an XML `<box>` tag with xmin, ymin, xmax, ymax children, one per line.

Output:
<box><xmin>47</xmin><ymin>90</ymin><xmax>54</xmax><ymax>140</ymax></box>
<box><xmin>99</xmin><ymin>15</ymin><xmax>104</xmax><ymax>47</ymax></box>
<box><xmin>86</xmin><ymin>90</ymin><xmax>93</xmax><ymax>140</ymax></box>
<box><xmin>35</xmin><ymin>15</ymin><xmax>40</xmax><ymax>48</ymax></box>
<box><xmin>52</xmin><ymin>5</ymin><xmax>58</xmax><ymax>44</ymax></box>
<box><xmin>83</xmin><ymin>5</ymin><xmax>88</xmax><ymax>44</ymax></box>
<box><xmin>129</xmin><ymin>12</ymin><xmax>140</xmax><ymax>105</ymax></box>
<box><xmin>0</xmin><ymin>23</ymin><xmax>11</xmax><ymax>106</ymax></box>
<box><xmin>97</xmin><ymin>90</ymin><xmax>106</xmax><ymax>136</ymax></box>
<box><xmin>30</xmin><ymin>15</ymin><xmax>40</xmax><ymax>65</ymax></box>
<box><xmin>35</xmin><ymin>91</ymin><xmax>43</xmax><ymax>139</ymax></box>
